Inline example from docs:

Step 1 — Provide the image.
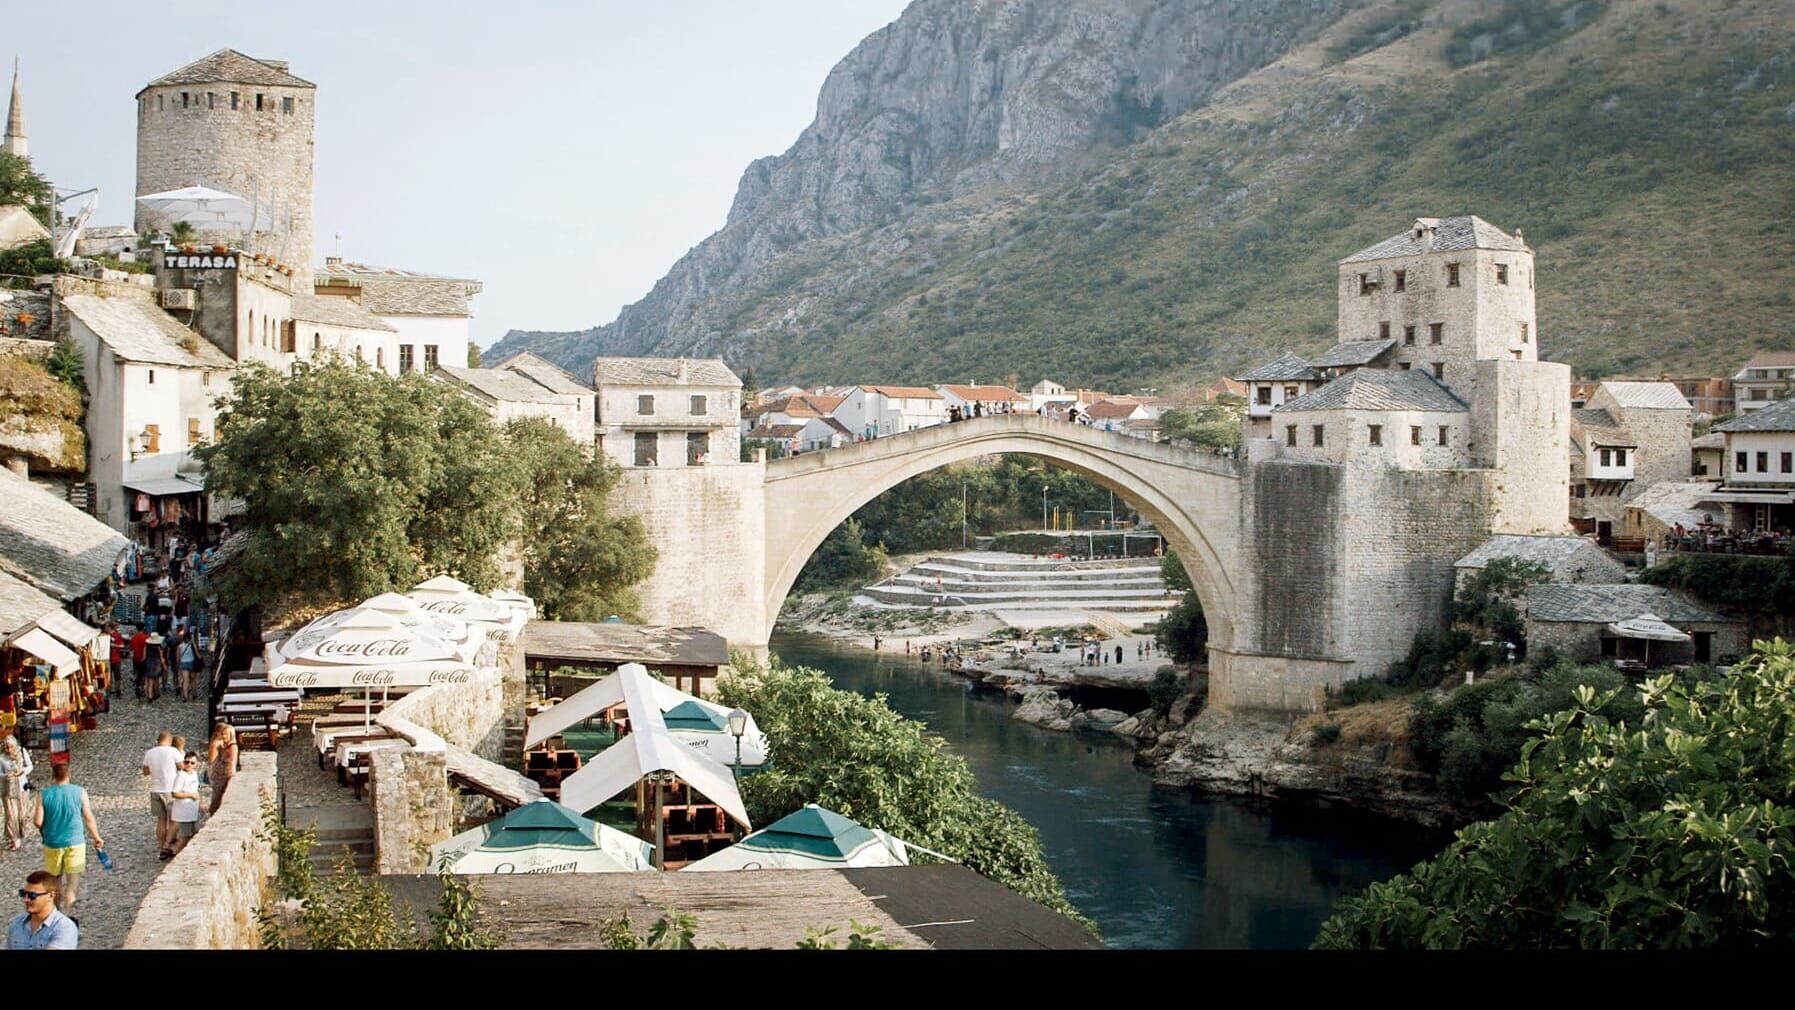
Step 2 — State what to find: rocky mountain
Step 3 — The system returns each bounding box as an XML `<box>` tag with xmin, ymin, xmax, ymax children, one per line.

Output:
<box><xmin>489</xmin><ymin>0</ymin><xmax>1795</xmax><ymax>391</ymax></box>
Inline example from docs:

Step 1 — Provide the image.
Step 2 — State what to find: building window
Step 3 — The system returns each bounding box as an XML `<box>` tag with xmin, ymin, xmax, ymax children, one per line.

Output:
<box><xmin>1410</xmin><ymin>425</ymin><xmax>1422</xmax><ymax>445</ymax></box>
<box><xmin>637</xmin><ymin>394</ymin><xmax>655</xmax><ymax>416</ymax></box>
<box><xmin>1446</xmin><ymin>263</ymin><xmax>1460</xmax><ymax>287</ymax></box>
<box><xmin>1312</xmin><ymin>425</ymin><xmax>1324</xmax><ymax>447</ymax></box>
<box><xmin>1379</xmin><ymin>321</ymin><xmax>1390</xmax><ymax>341</ymax></box>
<box><xmin>687</xmin><ymin>432</ymin><xmax>708</xmax><ymax>465</ymax></box>
<box><xmin>1737</xmin><ymin>451</ymin><xmax>1749</xmax><ymax>472</ymax></box>
<box><xmin>376</xmin><ymin>348</ymin><xmax>385</xmax><ymax>369</ymax></box>
<box><xmin>1368</xmin><ymin>424</ymin><xmax>1382</xmax><ymax>446</ymax></box>
<box><xmin>231</xmin><ymin>91</ymin><xmax>239</xmax><ymax>110</ymax></box>
<box><xmin>399</xmin><ymin>345</ymin><xmax>414</xmax><ymax>373</ymax></box>
<box><xmin>157</xmin><ymin>94</ymin><xmax>163</xmax><ymax>111</ymax></box>
<box><xmin>1520</xmin><ymin>322</ymin><xmax>1530</xmax><ymax>343</ymax></box>
<box><xmin>1394</xmin><ymin>269</ymin><xmax>1406</xmax><ymax>292</ymax></box>
<box><xmin>1398</xmin><ymin>362</ymin><xmax>1412</xmax><ymax>370</ymax></box>
<box><xmin>1256</xmin><ymin>386</ymin><xmax>1272</xmax><ymax>406</ymax></box>
<box><xmin>1783</xmin><ymin>452</ymin><xmax>1792</xmax><ymax>473</ymax></box>
<box><xmin>1758</xmin><ymin>451</ymin><xmax>1770</xmax><ymax>472</ymax></box>
<box><xmin>1285</xmin><ymin>425</ymin><xmax>1297</xmax><ymax>447</ymax></box>
<box><xmin>1358</xmin><ymin>273</ymin><xmax>1372</xmax><ymax>295</ymax></box>
<box><xmin>1432</xmin><ymin>362</ymin><xmax>1445</xmax><ymax>379</ymax></box>
<box><xmin>144</xmin><ymin>424</ymin><xmax>160</xmax><ymax>453</ymax></box>
<box><xmin>313</xmin><ymin>332</ymin><xmax>321</xmax><ymax>351</ymax></box>
<box><xmin>1403</xmin><ymin>325</ymin><xmax>1415</xmax><ymax>346</ymax></box>
<box><xmin>256</xmin><ymin>93</ymin><xmax>264</xmax><ymax>111</ymax></box>
<box><xmin>354</xmin><ymin>345</ymin><xmax>364</xmax><ymax>363</ymax></box>
<box><xmin>148</xmin><ymin>368</ymin><xmax>155</xmax><ymax>385</ymax></box>
<box><xmin>689</xmin><ymin>394</ymin><xmax>707</xmax><ymax>416</ymax></box>
<box><xmin>1429</xmin><ymin>322</ymin><xmax>1443</xmax><ymax>344</ymax></box>
<box><xmin>634</xmin><ymin>432</ymin><xmax>657</xmax><ymax>467</ymax></box>
<box><xmin>1283</xmin><ymin>385</ymin><xmax>1298</xmax><ymax>400</ymax></box>
<box><xmin>1437</xmin><ymin>426</ymin><xmax>1449</xmax><ymax>446</ymax></box>
<box><xmin>424</xmin><ymin>345</ymin><xmax>439</xmax><ymax>371</ymax></box>
<box><xmin>1496</xmin><ymin>263</ymin><xmax>1509</xmax><ymax>285</ymax></box>
<box><xmin>282</xmin><ymin>96</ymin><xmax>294</xmax><ymax>115</ymax></box>
<box><xmin>182</xmin><ymin>91</ymin><xmax>190</xmax><ymax>108</ymax></box>
<box><xmin>188</xmin><ymin>417</ymin><xmax>203</xmax><ymax>446</ymax></box>
<box><xmin>1600</xmin><ymin>449</ymin><xmax>1612</xmax><ymax>467</ymax></box>
<box><xmin>207</xmin><ymin>92</ymin><xmax>215</xmax><ymax>109</ymax></box>
<box><xmin>1615</xmin><ymin>449</ymin><xmax>1628</xmax><ymax>466</ymax></box>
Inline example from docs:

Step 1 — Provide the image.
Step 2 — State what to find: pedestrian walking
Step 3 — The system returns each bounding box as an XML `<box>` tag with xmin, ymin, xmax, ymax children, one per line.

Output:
<box><xmin>175</xmin><ymin>629</ymin><xmax>198</xmax><ymax>701</ymax></box>
<box><xmin>34</xmin><ymin>763</ymin><xmax>103</xmax><ymax>914</ymax></box>
<box><xmin>1</xmin><ymin>736</ymin><xmax>31</xmax><ymax>849</ymax></box>
<box><xmin>168</xmin><ymin>754</ymin><xmax>202</xmax><ymax>856</ymax></box>
<box><xmin>141</xmin><ymin>731</ymin><xmax>180</xmax><ymax>858</ymax></box>
<box><xmin>107</xmin><ymin>624</ymin><xmax>126</xmax><ymax>698</ymax></box>
<box><xmin>206</xmin><ymin>723</ymin><xmax>238</xmax><ymax>815</ymax></box>
<box><xmin>6</xmin><ymin>871</ymin><xmax>76</xmax><ymax>949</ymax></box>
<box><xmin>129</xmin><ymin>626</ymin><xmax>149</xmax><ymax>699</ymax></box>
<box><xmin>140</xmin><ymin>633</ymin><xmax>163</xmax><ymax>702</ymax></box>
<box><xmin>1115</xmin><ymin>644</ymin><xmax>1124</xmax><ymax>665</ymax></box>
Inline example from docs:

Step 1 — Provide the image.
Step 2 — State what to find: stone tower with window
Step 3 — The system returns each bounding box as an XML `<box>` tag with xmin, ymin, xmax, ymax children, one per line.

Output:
<box><xmin>135</xmin><ymin>50</ymin><xmax>316</xmax><ymax>282</ymax></box>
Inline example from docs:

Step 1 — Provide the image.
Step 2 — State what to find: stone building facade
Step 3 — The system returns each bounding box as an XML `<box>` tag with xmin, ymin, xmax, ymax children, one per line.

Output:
<box><xmin>1569</xmin><ymin>381</ymin><xmax>1693</xmax><ymax>533</ymax></box>
<box><xmin>135</xmin><ymin>51</ymin><xmax>316</xmax><ymax>281</ymax></box>
<box><xmin>594</xmin><ymin>357</ymin><xmax>742</xmax><ymax>467</ymax></box>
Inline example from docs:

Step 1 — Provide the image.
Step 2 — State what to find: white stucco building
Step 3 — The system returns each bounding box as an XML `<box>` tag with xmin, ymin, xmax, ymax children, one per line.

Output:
<box><xmin>835</xmin><ymin>385</ymin><xmax>946</xmax><ymax>439</ymax></box>
<box><xmin>934</xmin><ymin>383</ymin><xmax>1030</xmax><ymax>415</ymax></box>
<box><xmin>1711</xmin><ymin>396</ymin><xmax>1795</xmax><ymax>532</ymax></box>
<box><xmin>594</xmin><ymin>357</ymin><xmax>741</xmax><ymax>467</ymax></box>
<box><xmin>60</xmin><ymin>289</ymin><xmax>236</xmax><ymax>532</ymax></box>
<box><xmin>314</xmin><ymin>257</ymin><xmax>482</xmax><ymax>375</ymax></box>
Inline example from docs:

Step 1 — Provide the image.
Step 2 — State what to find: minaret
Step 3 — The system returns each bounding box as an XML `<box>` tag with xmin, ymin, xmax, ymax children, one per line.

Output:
<box><xmin>3</xmin><ymin>58</ymin><xmax>24</xmax><ymax>158</ymax></box>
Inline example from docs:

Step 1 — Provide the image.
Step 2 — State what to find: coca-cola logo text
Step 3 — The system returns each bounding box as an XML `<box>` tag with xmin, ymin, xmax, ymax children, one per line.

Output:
<box><xmin>313</xmin><ymin>638</ymin><xmax>416</xmax><ymax>659</ymax></box>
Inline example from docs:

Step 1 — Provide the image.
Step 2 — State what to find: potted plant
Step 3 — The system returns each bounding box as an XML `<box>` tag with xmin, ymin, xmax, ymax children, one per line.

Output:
<box><xmin>181</xmin><ymin>243</ymin><xmax>197</xmax><ymax>254</ymax></box>
<box><xmin>212</xmin><ymin>243</ymin><xmax>229</xmax><ymax>255</ymax></box>
<box><xmin>253</xmin><ymin>252</ymin><xmax>268</xmax><ymax>264</ymax></box>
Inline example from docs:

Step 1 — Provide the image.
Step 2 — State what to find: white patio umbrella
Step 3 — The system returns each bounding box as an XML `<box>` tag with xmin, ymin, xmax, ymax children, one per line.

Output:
<box><xmin>524</xmin><ymin>665</ymin><xmax>765</xmax><ymax>767</ymax></box>
<box><xmin>406</xmin><ymin>576</ymin><xmax>528</xmax><ymax>641</ymax></box>
<box><xmin>349</xmin><ymin>593</ymin><xmax>479</xmax><ymax>650</ymax></box>
<box><xmin>135</xmin><ymin>185</ymin><xmax>255</xmax><ymax>234</ymax></box>
<box><xmin>429</xmin><ymin>799</ymin><xmax>653</xmax><ymax>875</ymax></box>
<box><xmin>264</xmin><ymin>609</ymin><xmax>480</xmax><ymax>689</ymax></box>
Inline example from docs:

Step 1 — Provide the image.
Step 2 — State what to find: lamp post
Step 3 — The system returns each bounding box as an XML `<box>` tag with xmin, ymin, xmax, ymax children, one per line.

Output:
<box><xmin>1041</xmin><ymin>485</ymin><xmax>1048</xmax><ymax>532</ymax></box>
<box><xmin>961</xmin><ymin>479</ymin><xmax>968</xmax><ymax>550</ymax></box>
<box><xmin>727</xmin><ymin>708</ymin><xmax>748</xmax><ymax>785</ymax></box>
<box><xmin>652</xmin><ymin>769</ymin><xmax>677</xmax><ymax>870</ymax></box>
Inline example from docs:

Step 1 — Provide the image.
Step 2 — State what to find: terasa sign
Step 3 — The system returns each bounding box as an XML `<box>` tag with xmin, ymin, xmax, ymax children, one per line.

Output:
<box><xmin>163</xmin><ymin>252</ymin><xmax>238</xmax><ymax>270</ymax></box>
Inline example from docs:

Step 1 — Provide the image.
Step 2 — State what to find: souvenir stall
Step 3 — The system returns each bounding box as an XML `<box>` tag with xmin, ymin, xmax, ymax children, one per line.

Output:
<box><xmin>122</xmin><ymin>477</ymin><xmax>209</xmax><ymax>558</ymax></box>
<box><xmin>2</xmin><ymin>616</ymin><xmax>112</xmax><ymax>758</ymax></box>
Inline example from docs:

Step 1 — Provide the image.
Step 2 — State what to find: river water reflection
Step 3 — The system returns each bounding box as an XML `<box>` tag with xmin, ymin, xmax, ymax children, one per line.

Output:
<box><xmin>770</xmin><ymin>631</ymin><xmax>1447</xmax><ymax>949</ymax></box>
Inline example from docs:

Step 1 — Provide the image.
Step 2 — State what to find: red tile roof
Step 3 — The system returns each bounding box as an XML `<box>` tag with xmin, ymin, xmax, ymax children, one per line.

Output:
<box><xmin>936</xmin><ymin>384</ymin><xmax>1029</xmax><ymax>402</ymax></box>
<box><xmin>859</xmin><ymin>385</ymin><xmax>942</xmax><ymax>399</ymax></box>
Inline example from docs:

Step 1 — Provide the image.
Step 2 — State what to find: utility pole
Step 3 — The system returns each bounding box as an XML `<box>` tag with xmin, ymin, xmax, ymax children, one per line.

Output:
<box><xmin>1042</xmin><ymin>485</ymin><xmax>1048</xmax><ymax>532</ymax></box>
<box><xmin>962</xmin><ymin>479</ymin><xmax>969</xmax><ymax>550</ymax></box>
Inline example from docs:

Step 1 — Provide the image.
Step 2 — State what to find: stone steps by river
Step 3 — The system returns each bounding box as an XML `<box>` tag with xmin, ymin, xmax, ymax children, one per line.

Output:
<box><xmin>861</xmin><ymin>551</ymin><xmax>1178</xmax><ymax>618</ymax></box>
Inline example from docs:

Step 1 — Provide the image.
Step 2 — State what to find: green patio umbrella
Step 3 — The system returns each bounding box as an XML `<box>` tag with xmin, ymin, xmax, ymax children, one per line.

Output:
<box><xmin>680</xmin><ymin>804</ymin><xmax>911</xmax><ymax>871</ymax></box>
<box><xmin>430</xmin><ymin>798</ymin><xmax>654</xmax><ymax>874</ymax></box>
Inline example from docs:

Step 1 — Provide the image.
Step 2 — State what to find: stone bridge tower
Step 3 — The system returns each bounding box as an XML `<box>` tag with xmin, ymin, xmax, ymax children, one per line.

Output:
<box><xmin>135</xmin><ymin>50</ymin><xmax>315</xmax><ymax>282</ymax></box>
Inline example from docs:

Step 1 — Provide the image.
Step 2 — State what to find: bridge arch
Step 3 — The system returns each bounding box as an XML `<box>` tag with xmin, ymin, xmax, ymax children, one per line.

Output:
<box><xmin>760</xmin><ymin>415</ymin><xmax>1243</xmax><ymax>653</ymax></box>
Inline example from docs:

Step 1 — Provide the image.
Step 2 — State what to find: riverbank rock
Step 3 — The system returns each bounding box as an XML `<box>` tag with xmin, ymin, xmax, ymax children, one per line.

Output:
<box><xmin>1145</xmin><ymin>707</ymin><xmax>1474</xmax><ymax>829</ymax></box>
<box><xmin>1012</xmin><ymin>686</ymin><xmax>1076</xmax><ymax>732</ymax></box>
<box><xmin>1070</xmin><ymin>707</ymin><xmax>1129</xmax><ymax>731</ymax></box>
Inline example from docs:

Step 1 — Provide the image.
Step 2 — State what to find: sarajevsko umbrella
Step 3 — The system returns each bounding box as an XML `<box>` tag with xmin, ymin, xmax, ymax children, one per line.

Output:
<box><xmin>680</xmin><ymin>805</ymin><xmax>911</xmax><ymax>872</ymax></box>
<box><xmin>429</xmin><ymin>799</ymin><xmax>654</xmax><ymax>874</ymax></box>
<box><xmin>264</xmin><ymin>608</ymin><xmax>479</xmax><ymax>689</ymax></box>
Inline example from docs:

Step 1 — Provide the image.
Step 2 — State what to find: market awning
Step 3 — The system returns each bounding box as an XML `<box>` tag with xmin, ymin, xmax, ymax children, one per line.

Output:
<box><xmin>1605</xmin><ymin>613</ymin><xmax>1691</xmax><ymax>642</ymax></box>
<box><xmin>8</xmin><ymin>627</ymin><xmax>79</xmax><ymax>673</ymax></box>
<box><xmin>122</xmin><ymin>476</ymin><xmax>207</xmax><ymax>497</ymax></box>
<box><xmin>31</xmin><ymin>609</ymin><xmax>104</xmax><ymax>652</ymax></box>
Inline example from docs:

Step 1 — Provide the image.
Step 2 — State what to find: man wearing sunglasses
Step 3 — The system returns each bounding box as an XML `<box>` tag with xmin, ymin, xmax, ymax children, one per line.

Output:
<box><xmin>6</xmin><ymin>871</ymin><xmax>77</xmax><ymax>949</ymax></box>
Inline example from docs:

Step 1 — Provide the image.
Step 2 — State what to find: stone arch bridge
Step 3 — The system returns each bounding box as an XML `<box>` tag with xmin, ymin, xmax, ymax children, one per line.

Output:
<box><xmin>613</xmin><ymin>413</ymin><xmax>1499</xmax><ymax>713</ymax></box>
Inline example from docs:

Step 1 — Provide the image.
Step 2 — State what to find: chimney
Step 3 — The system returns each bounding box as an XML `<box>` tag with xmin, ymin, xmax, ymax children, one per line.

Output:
<box><xmin>260</xmin><ymin>59</ymin><xmax>290</xmax><ymax>72</ymax></box>
<box><xmin>324</xmin><ymin>255</ymin><xmax>342</xmax><ymax>268</ymax></box>
<box><xmin>677</xmin><ymin>359</ymin><xmax>690</xmax><ymax>383</ymax></box>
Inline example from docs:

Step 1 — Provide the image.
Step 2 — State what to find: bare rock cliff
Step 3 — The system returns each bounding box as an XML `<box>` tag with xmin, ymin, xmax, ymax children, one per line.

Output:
<box><xmin>487</xmin><ymin>0</ymin><xmax>1347</xmax><ymax>371</ymax></box>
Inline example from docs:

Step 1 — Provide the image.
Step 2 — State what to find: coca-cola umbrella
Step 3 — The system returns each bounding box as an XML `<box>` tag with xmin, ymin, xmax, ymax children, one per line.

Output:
<box><xmin>264</xmin><ymin>609</ymin><xmax>480</xmax><ymax>689</ymax></box>
<box><xmin>349</xmin><ymin>593</ymin><xmax>480</xmax><ymax>650</ymax></box>
<box><xmin>406</xmin><ymin>575</ymin><xmax>528</xmax><ymax>641</ymax></box>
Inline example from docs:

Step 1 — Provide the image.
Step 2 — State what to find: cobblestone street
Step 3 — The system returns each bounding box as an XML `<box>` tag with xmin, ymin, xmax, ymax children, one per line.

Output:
<box><xmin>0</xmin><ymin>694</ymin><xmax>209</xmax><ymax>949</ymax></box>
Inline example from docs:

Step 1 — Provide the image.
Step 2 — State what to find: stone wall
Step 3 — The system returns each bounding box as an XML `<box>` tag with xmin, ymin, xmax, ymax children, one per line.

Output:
<box><xmin>381</xmin><ymin>667</ymin><xmax>506</xmax><ymax>761</ymax></box>
<box><xmin>0</xmin><ymin>290</ymin><xmax>52</xmax><ymax>341</ymax></box>
<box><xmin>122</xmin><ymin>752</ymin><xmax>276</xmax><ymax>950</ymax></box>
<box><xmin>1526</xmin><ymin>619</ymin><xmax>1751</xmax><ymax>666</ymax></box>
<box><xmin>611</xmin><ymin>461</ymin><xmax>768</xmax><ymax>649</ymax></box>
<box><xmin>369</xmin><ymin>748</ymin><xmax>452</xmax><ymax>874</ymax></box>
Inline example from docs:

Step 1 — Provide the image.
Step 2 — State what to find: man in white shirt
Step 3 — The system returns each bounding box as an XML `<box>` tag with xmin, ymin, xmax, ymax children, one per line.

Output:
<box><xmin>167</xmin><ymin>754</ymin><xmax>202</xmax><ymax>857</ymax></box>
<box><xmin>139</xmin><ymin>732</ymin><xmax>181</xmax><ymax>859</ymax></box>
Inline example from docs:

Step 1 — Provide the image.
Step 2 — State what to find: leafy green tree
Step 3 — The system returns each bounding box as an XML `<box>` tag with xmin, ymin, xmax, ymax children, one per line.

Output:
<box><xmin>1317</xmin><ymin>641</ymin><xmax>1795</xmax><ymax>948</ymax></box>
<box><xmin>506</xmin><ymin>417</ymin><xmax>656</xmax><ymax>622</ymax></box>
<box><xmin>1158</xmin><ymin>400</ymin><xmax>1241</xmax><ymax>451</ymax></box>
<box><xmin>466</xmin><ymin>341</ymin><xmax>481</xmax><ymax>368</ymax></box>
<box><xmin>0</xmin><ymin>237</ymin><xmax>66</xmax><ymax>278</ymax></box>
<box><xmin>199</xmin><ymin>358</ymin><xmax>523</xmax><ymax>606</ymax></box>
<box><xmin>168</xmin><ymin>220</ymin><xmax>198</xmax><ymax>245</ymax></box>
<box><xmin>1154</xmin><ymin>550</ymin><xmax>1207</xmax><ymax>663</ymax></box>
<box><xmin>0</xmin><ymin>151</ymin><xmax>51</xmax><ymax>226</ymax></box>
<box><xmin>717</xmin><ymin>656</ymin><xmax>1095</xmax><ymax>935</ymax></box>
<box><xmin>793</xmin><ymin>518</ymin><xmax>886</xmax><ymax>592</ymax></box>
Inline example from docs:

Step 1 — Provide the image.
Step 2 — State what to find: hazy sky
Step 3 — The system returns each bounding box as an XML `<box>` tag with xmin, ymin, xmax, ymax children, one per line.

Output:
<box><xmin>18</xmin><ymin>1</ymin><xmax>912</xmax><ymax>345</ymax></box>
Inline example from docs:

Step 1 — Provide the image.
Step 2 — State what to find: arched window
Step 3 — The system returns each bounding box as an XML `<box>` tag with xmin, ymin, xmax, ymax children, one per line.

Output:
<box><xmin>376</xmin><ymin>348</ymin><xmax>385</xmax><ymax>369</ymax></box>
<box><xmin>247</xmin><ymin>310</ymin><xmax>254</xmax><ymax>347</ymax></box>
<box><xmin>355</xmin><ymin>345</ymin><xmax>364</xmax><ymax>363</ymax></box>
<box><xmin>313</xmin><ymin>332</ymin><xmax>321</xmax><ymax>351</ymax></box>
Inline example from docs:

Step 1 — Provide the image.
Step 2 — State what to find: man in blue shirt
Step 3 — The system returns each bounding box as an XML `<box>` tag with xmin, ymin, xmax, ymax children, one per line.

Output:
<box><xmin>6</xmin><ymin>871</ymin><xmax>77</xmax><ymax>949</ymax></box>
<box><xmin>34</xmin><ymin>763</ymin><xmax>103</xmax><ymax>913</ymax></box>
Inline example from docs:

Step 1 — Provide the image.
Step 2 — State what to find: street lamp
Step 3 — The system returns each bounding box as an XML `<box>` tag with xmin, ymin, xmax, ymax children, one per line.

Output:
<box><xmin>727</xmin><ymin>707</ymin><xmax>748</xmax><ymax>784</ymax></box>
<box><xmin>1041</xmin><ymin>485</ymin><xmax>1048</xmax><ymax>532</ymax></box>
<box><xmin>652</xmin><ymin>769</ymin><xmax>678</xmax><ymax>870</ymax></box>
<box><xmin>961</xmin><ymin>479</ymin><xmax>968</xmax><ymax>550</ymax></box>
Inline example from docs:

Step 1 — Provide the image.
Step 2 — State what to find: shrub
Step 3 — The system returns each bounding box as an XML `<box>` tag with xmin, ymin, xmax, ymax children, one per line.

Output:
<box><xmin>44</xmin><ymin>340</ymin><xmax>84</xmax><ymax>392</ymax></box>
<box><xmin>1317</xmin><ymin>640</ymin><xmax>1795</xmax><ymax>948</ymax></box>
<box><xmin>1310</xmin><ymin>722</ymin><xmax>1342</xmax><ymax>746</ymax></box>
<box><xmin>1147</xmin><ymin>666</ymin><xmax>1184</xmax><ymax>716</ymax></box>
